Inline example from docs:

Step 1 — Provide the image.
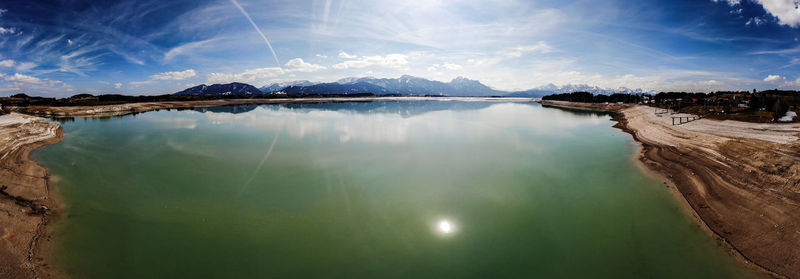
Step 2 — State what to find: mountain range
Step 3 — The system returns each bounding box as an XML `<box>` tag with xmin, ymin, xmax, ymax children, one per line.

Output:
<box><xmin>174</xmin><ymin>82</ymin><xmax>262</xmax><ymax>96</ymax></box>
<box><xmin>174</xmin><ymin>75</ymin><xmax>653</xmax><ymax>97</ymax></box>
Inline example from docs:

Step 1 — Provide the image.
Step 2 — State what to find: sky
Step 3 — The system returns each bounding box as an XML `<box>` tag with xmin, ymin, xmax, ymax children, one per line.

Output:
<box><xmin>0</xmin><ymin>0</ymin><xmax>800</xmax><ymax>97</ymax></box>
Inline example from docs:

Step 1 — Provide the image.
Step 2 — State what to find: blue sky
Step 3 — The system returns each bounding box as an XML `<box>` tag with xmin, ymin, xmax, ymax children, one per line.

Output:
<box><xmin>0</xmin><ymin>0</ymin><xmax>799</xmax><ymax>97</ymax></box>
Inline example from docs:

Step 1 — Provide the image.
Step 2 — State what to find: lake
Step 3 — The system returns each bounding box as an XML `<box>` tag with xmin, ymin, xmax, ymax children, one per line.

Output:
<box><xmin>34</xmin><ymin>100</ymin><xmax>761</xmax><ymax>278</ymax></box>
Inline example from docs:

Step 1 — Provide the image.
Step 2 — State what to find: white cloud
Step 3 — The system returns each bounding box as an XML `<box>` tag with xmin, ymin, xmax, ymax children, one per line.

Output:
<box><xmin>428</xmin><ymin>63</ymin><xmax>463</xmax><ymax>72</ymax></box>
<box><xmin>764</xmin><ymin>74</ymin><xmax>785</xmax><ymax>82</ymax></box>
<box><xmin>469</xmin><ymin>42</ymin><xmax>555</xmax><ymax>66</ymax></box>
<box><xmin>206</xmin><ymin>67</ymin><xmax>284</xmax><ymax>84</ymax></box>
<box><xmin>164</xmin><ymin>38</ymin><xmax>219</xmax><ymax>61</ymax></box>
<box><xmin>3</xmin><ymin>73</ymin><xmax>73</xmax><ymax>92</ymax></box>
<box><xmin>755</xmin><ymin>0</ymin><xmax>800</xmax><ymax>27</ymax></box>
<box><xmin>746</xmin><ymin>17</ymin><xmax>765</xmax><ymax>26</ymax></box>
<box><xmin>5</xmin><ymin>73</ymin><xmax>43</xmax><ymax>84</ymax></box>
<box><xmin>114</xmin><ymin>83</ymin><xmax>122</xmax><ymax>89</ymax></box>
<box><xmin>0</xmin><ymin>59</ymin><xmax>14</xmax><ymax>67</ymax></box>
<box><xmin>0</xmin><ymin>9</ymin><xmax>7</xmax><ymax>17</ymax></box>
<box><xmin>332</xmin><ymin>54</ymin><xmax>409</xmax><ymax>69</ymax></box>
<box><xmin>507</xmin><ymin>42</ymin><xmax>554</xmax><ymax>58</ymax></box>
<box><xmin>285</xmin><ymin>58</ymin><xmax>326</xmax><ymax>72</ymax></box>
<box><xmin>338</xmin><ymin>51</ymin><xmax>357</xmax><ymax>59</ymax></box>
<box><xmin>129</xmin><ymin>80</ymin><xmax>156</xmax><ymax>86</ymax></box>
<box><xmin>315</xmin><ymin>54</ymin><xmax>328</xmax><ymax>59</ymax></box>
<box><xmin>713</xmin><ymin>0</ymin><xmax>741</xmax><ymax>6</ymax></box>
<box><xmin>109</xmin><ymin>47</ymin><xmax>145</xmax><ymax>65</ymax></box>
<box><xmin>442</xmin><ymin>63</ymin><xmax>463</xmax><ymax>70</ymax></box>
<box><xmin>15</xmin><ymin>62</ymin><xmax>36</xmax><ymax>72</ymax></box>
<box><xmin>504</xmin><ymin>69</ymin><xmax>752</xmax><ymax>93</ymax></box>
<box><xmin>150</xmin><ymin>69</ymin><xmax>197</xmax><ymax>80</ymax></box>
<box><xmin>0</xmin><ymin>27</ymin><xmax>15</xmax><ymax>35</ymax></box>
<box><xmin>779</xmin><ymin>77</ymin><xmax>800</xmax><ymax>88</ymax></box>
<box><xmin>130</xmin><ymin>69</ymin><xmax>197</xmax><ymax>86</ymax></box>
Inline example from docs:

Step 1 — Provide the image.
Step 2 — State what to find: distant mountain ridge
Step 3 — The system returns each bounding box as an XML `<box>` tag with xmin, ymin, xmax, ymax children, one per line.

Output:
<box><xmin>174</xmin><ymin>75</ymin><xmax>654</xmax><ymax>97</ymax></box>
<box><xmin>281</xmin><ymin>82</ymin><xmax>390</xmax><ymax>95</ymax></box>
<box><xmin>174</xmin><ymin>82</ymin><xmax>261</xmax><ymax>96</ymax></box>
<box><xmin>259</xmin><ymin>80</ymin><xmax>316</xmax><ymax>93</ymax></box>
<box><xmin>508</xmin><ymin>83</ymin><xmax>653</xmax><ymax>97</ymax></box>
<box><xmin>332</xmin><ymin>75</ymin><xmax>505</xmax><ymax>96</ymax></box>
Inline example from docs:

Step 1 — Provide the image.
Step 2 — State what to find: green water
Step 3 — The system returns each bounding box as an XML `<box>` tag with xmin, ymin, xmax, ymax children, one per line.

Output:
<box><xmin>35</xmin><ymin>101</ymin><xmax>760</xmax><ymax>278</ymax></box>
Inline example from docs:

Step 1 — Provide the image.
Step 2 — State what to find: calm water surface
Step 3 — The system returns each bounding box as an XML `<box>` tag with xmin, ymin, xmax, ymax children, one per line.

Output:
<box><xmin>35</xmin><ymin>101</ymin><xmax>761</xmax><ymax>278</ymax></box>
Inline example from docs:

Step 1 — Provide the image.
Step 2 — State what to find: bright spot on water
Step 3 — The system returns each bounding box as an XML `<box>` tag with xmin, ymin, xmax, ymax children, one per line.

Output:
<box><xmin>437</xmin><ymin>219</ymin><xmax>454</xmax><ymax>235</ymax></box>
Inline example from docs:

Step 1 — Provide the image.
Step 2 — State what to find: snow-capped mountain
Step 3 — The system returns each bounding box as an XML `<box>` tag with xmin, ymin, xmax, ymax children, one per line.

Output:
<box><xmin>335</xmin><ymin>75</ymin><xmax>503</xmax><ymax>96</ymax></box>
<box><xmin>280</xmin><ymin>82</ymin><xmax>390</xmax><ymax>95</ymax></box>
<box><xmin>259</xmin><ymin>80</ymin><xmax>317</xmax><ymax>93</ymax></box>
<box><xmin>448</xmin><ymin>76</ymin><xmax>505</xmax><ymax>96</ymax></box>
<box><xmin>172</xmin><ymin>76</ymin><xmax>654</xmax><ymax>97</ymax></box>
<box><xmin>173</xmin><ymin>82</ymin><xmax>262</xmax><ymax>95</ymax></box>
<box><xmin>508</xmin><ymin>84</ymin><xmax>654</xmax><ymax>97</ymax></box>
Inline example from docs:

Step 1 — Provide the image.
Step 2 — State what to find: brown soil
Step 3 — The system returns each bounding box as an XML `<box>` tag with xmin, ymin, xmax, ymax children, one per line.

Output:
<box><xmin>541</xmin><ymin>100</ymin><xmax>800</xmax><ymax>279</ymax></box>
<box><xmin>0</xmin><ymin>97</ymin><xmax>538</xmax><ymax>278</ymax></box>
<box><xmin>0</xmin><ymin>113</ymin><xmax>62</xmax><ymax>279</ymax></box>
<box><xmin>7</xmin><ymin>98</ymin><xmax>794</xmax><ymax>278</ymax></box>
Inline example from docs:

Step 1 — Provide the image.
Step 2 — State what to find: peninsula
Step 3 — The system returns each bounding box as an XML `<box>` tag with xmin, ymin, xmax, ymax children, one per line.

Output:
<box><xmin>541</xmin><ymin>100</ymin><xmax>800</xmax><ymax>279</ymax></box>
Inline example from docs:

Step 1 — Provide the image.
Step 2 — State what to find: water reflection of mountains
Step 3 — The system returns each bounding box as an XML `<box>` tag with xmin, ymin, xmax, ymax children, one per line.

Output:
<box><xmin>195</xmin><ymin>100</ymin><xmax>611</xmax><ymax>118</ymax></box>
<box><xmin>195</xmin><ymin>101</ymin><xmax>503</xmax><ymax>117</ymax></box>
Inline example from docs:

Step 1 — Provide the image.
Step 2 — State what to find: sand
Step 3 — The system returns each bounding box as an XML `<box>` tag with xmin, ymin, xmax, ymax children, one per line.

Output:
<box><xmin>0</xmin><ymin>113</ymin><xmax>62</xmax><ymax>279</ymax></box>
<box><xmin>542</xmin><ymin>100</ymin><xmax>800</xmax><ymax>279</ymax></box>
<box><xmin>6</xmin><ymin>98</ymin><xmax>797</xmax><ymax>278</ymax></box>
<box><xmin>0</xmin><ymin>97</ymin><xmax>539</xmax><ymax>279</ymax></box>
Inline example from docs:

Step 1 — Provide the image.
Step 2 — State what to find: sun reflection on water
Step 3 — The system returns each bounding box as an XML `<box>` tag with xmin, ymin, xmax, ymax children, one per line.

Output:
<box><xmin>435</xmin><ymin>218</ymin><xmax>457</xmax><ymax>236</ymax></box>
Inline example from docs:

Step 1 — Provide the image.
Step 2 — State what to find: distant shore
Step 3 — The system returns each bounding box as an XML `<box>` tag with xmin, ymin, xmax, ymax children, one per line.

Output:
<box><xmin>5</xmin><ymin>97</ymin><xmax>795</xmax><ymax>278</ymax></box>
<box><xmin>540</xmin><ymin>100</ymin><xmax>800</xmax><ymax>279</ymax></box>
<box><xmin>6</xmin><ymin>96</ymin><xmax>540</xmax><ymax>118</ymax></box>
<box><xmin>0</xmin><ymin>96</ymin><xmax>538</xmax><ymax>279</ymax></box>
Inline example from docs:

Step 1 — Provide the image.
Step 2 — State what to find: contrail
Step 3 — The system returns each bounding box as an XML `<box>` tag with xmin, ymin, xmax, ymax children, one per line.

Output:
<box><xmin>238</xmin><ymin>127</ymin><xmax>282</xmax><ymax>197</ymax></box>
<box><xmin>230</xmin><ymin>0</ymin><xmax>282</xmax><ymax>68</ymax></box>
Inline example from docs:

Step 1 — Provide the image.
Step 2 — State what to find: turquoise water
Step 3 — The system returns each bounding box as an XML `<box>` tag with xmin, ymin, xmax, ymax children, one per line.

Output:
<box><xmin>34</xmin><ymin>101</ymin><xmax>760</xmax><ymax>278</ymax></box>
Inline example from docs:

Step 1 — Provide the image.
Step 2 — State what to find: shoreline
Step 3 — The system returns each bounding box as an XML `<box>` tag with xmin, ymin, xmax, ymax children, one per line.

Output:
<box><xmin>9</xmin><ymin>96</ymin><xmax>539</xmax><ymax>118</ymax></box>
<box><xmin>611</xmin><ymin>110</ymin><xmax>783</xmax><ymax>279</ymax></box>
<box><xmin>1</xmin><ymin>96</ymin><xmax>535</xmax><ymax>279</ymax></box>
<box><xmin>0</xmin><ymin>113</ymin><xmax>63</xmax><ymax>279</ymax></box>
<box><xmin>4</xmin><ymin>98</ymin><xmax>796</xmax><ymax>278</ymax></box>
<box><xmin>541</xmin><ymin>100</ymin><xmax>800</xmax><ymax>279</ymax></box>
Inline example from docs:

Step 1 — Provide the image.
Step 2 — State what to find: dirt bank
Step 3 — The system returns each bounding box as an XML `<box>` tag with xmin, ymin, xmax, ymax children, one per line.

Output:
<box><xmin>0</xmin><ymin>113</ymin><xmax>62</xmax><ymax>279</ymax></box>
<box><xmin>541</xmin><ymin>100</ymin><xmax>800</xmax><ymax>279</ymax></box>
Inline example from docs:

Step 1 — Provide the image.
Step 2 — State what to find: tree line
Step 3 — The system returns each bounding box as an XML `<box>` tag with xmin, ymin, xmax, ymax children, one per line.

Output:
<box><xmin>542</xmin><ymin>90</ymin><xmax>800</xmax><ymax>122</ymax></box>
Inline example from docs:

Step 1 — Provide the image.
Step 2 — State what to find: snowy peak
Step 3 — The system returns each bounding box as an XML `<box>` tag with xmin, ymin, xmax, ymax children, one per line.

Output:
<box><xmin>172</xmin><ymin>76</ymin><xmax>654</xmax><ymax>97</ymax></box>
<box><xmin>173</xmin><ymin>82</ymin><xmax>262</xmax><ymax>95</ymax></box>
<box><xmin>507</xmin><ymin>83</ymin><xmax>654</xmax><ymax>98</ymax></box>
<box><xmin>329</xmin><ymin>75</ymin><xmax>499</xmax><ymax>96</ymax></box>
<box><xmin>260</xmin><ymin>80</ymin><xmax>317</xmax><ymax>93</ymax></box>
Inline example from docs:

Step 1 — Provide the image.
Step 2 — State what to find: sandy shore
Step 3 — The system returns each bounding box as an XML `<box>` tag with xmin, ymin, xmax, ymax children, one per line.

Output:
<box><xmin>11</xmin><ymin>97</ymin><xmax>539</xmax><ymax>118</ymax></box>
<box><xmin>0</xmin><ymin>97</ymin><xmax>539</xmax><ymax>278</ymax></box>
<box><xmin>542</xmin><ymin>100</ymin><xmax>800</xmax><ymax>279</ymax></box>
<box><xmin>0</xmin><ymin>113</ymin><xmax>62</xmax><ymax>279</ymax></box>
<box><xmin>6</xmin><ymin>97</ymin><xmax>794</xmax><ymax>278</ymax></box>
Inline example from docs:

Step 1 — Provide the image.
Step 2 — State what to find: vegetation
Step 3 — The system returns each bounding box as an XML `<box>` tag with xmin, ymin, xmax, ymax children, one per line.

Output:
<box><xmin>542</xmin><ymin>90</ymin><xmax>800</xmax><ymax>123</ymax></box>
<box><xmin>542</xmin><ymin>92</ymin><xmax>646</xmax><ymax>103</ymax></box>
<box><xmin>0</xmin><ymin>93</ymin><xmax>380</xmax><ymax>111</ymax></box>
